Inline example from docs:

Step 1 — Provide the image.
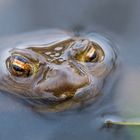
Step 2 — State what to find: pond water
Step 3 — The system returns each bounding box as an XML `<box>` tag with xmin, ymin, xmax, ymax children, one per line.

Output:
<box><xmin>0</xmin><ymin>0</ymin><xmax>140</xmax><ymax>140</ymax></box>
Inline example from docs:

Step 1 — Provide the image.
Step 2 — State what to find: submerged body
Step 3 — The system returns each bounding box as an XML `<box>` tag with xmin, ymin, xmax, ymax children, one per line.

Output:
<box><xmin>0</xmin><ymin>29</ymin><xmax>118</xmax><ymax>112</ymax></box>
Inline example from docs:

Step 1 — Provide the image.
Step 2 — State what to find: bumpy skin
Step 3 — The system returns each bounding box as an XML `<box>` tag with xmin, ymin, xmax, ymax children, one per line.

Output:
<box><xmin>0</xmin><ymin>29</ymin><xmax>117</xmax><ymax>112</ymax></box>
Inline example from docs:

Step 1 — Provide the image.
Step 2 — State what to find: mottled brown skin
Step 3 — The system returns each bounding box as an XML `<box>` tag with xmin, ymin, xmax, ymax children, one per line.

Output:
<box><xmin>0</xmin><ymin>29</ymin><xmax>118</xmax><ymax>112</ymax></box>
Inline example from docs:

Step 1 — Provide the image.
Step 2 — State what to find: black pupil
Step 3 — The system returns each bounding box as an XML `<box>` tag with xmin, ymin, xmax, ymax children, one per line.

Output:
<box><xmin>12</xmin><ymin>55</ymin><xmax>28</xmax><ymax>72</ymax></box>
<box><xmin>12</xmin><ymin>65</ymin><xmax>24</xmax><ymax>72</ymax></box>
<box><xmin>90</xmin><ymin>51</ymin><xmax>97</xmax><ymax>60</ymax></box>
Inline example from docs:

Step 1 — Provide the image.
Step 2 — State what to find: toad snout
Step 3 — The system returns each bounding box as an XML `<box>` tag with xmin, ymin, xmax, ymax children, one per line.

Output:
<box><xmin>34</xmin><ymin>64</ymin><xmax>89</xmax><ymax>99</ymax></box>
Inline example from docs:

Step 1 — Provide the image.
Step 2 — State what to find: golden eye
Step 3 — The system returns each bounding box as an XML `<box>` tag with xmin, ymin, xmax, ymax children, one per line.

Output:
<box><xmin>6</xmin><ymin>55</ymin><xmax>33</xmax><ymax>77</ymax></box>
<box><xmin>75</xmin><ymin>42</ymin><xmax>104</xmax><ymax>62</ymax></box>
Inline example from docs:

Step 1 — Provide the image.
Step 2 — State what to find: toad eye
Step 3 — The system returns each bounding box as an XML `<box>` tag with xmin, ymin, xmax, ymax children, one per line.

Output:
<box><xmin>75</xmin><ymin>41</ymin><xmax>104</xmax><ymax>63</ymax></box>
<box><xmin>6</xmin><ymin>54</ymin><xmax>33</xmax><ymax>77</ymax></box>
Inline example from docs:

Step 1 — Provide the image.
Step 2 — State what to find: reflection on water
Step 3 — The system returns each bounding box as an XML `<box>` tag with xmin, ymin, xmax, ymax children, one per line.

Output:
<box><xmin>0</xmin><ymin>89</ymin><xmax>130</xmax><ymax>140</ymax></box>
<box><xmin>0</xmin><ymin>0</ymin><xmax>140</xmax><ymax>140</ymax></box>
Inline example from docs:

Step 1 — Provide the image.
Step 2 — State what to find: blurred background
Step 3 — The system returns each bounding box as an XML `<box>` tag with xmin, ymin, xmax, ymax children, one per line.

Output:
<box><xmin>0</xmin><ymin>0</ymin><xmax>139</xmax><ymax>37</ymax></box>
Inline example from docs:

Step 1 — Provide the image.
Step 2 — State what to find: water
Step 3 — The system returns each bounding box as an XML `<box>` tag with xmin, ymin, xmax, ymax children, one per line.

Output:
<box><xmin>0</xmin><ymin>0</ymin><xmax>140</xmax><ymax>140</ymax></box>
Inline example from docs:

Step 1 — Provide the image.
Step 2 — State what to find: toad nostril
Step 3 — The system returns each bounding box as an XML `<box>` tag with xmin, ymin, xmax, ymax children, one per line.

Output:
<box><xmin>46</xmin><ymin>68</ymin><xmax>67</xmax><ymax>79</ymax></box>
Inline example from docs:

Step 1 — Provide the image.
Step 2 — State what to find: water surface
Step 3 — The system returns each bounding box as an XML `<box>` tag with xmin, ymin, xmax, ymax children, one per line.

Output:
<box><xmin>0</xmin><ymin>0</ymin><xmax>140</xmax><ymax>140</ymax></box>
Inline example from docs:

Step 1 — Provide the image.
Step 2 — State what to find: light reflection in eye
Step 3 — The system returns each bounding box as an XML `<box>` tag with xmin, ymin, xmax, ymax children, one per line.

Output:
<box><xmin>75</xmin><ymin>42</ymin><xmax>104</xmax><ymax>63</ymax></box>
<box><xmin>6</xmin><ymin>54</ymin><xmax>33</xmax><ymax>77</ymax></box>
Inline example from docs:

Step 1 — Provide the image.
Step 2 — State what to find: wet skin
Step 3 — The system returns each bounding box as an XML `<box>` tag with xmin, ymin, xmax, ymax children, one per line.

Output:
<box><xmin>0</xmin><ymin>29</ymin><xmax>118</xmax><ymax>112</ymax></box>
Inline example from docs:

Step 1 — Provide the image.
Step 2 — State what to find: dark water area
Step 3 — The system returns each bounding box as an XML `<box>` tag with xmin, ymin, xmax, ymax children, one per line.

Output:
<box><xmin>0</xmin><ymin>0</ymin><xmax>140</xmax><ymax>140</ymax></box>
